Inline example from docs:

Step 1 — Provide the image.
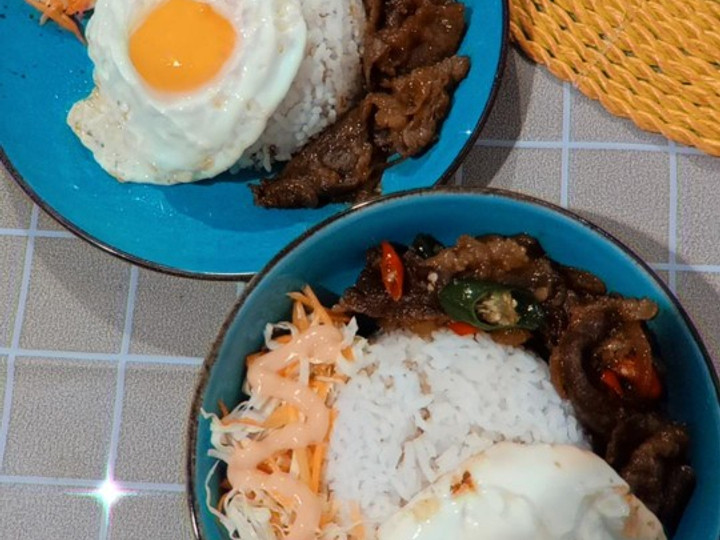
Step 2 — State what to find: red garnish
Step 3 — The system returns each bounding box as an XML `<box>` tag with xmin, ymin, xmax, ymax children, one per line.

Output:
<box><xmin>601</xmin><ymin>369</ymin><xmax>624</xmax><ymax>397</ymax></box>
<box><xmin>617</xmin><ymin>360</ymin><xmax>662</xmax><ymax>400</ymax></box>
<box><xmin>641</xmin><ymin>369</ymin><xmax>663</xmax><ymax>400</ymax></box>
<box><xmin>613</xmin><ymin>357</ymin><xmax>663</xmax><ymax>400</ymax></box>
<box><xmin>601</xmin><ymin>360</ymin><xmax>663</xmax><ymax>400</ymax></box>
<box><xmin>380</xmin><ymin>241</ymin><xmax>404</xmax><ymax>301</ymax></box>
<box><xmin>448</xmin><ymin>321</ymin><xmax>478</xmax><ymax>336</ymax></box>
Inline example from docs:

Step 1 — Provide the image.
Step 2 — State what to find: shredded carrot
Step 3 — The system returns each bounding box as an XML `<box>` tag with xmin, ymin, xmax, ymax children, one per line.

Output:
<box><xmin>220</xmin><ymin>416</ymin><xmax>264</xmax><ymax>428</ymax></box>
<box><xmin>277</xmin><ymin>358</ymin><xmax>300</xmax><ymax>378</ymax></box>
<box><xmin>292</xmin><ymin>300</ymin><xmax>310</xmax><ymax>332</ymax></box>
<box><xmin>312</xmin><ymin>364</ymin><xmax>334</xmax><ymax>378</ymax></box>
<box><xmin>319</xmin><ymin>511</ymin><xmax>335</xmax><ymax>528</ymax></box>
<box><xmin>218</xmin><ymin>286</ymin><xmax>355</xmax><ymax>536</ymax></box>
<box><xmin>303</xmin><ymin>285</ymin><xmax>333</xmax><ymax>326</ymax></box>
<box><xmin>218</xmin><ymin>399</ymin><xmax>229</xmax><ymax>417</ymax></box>
<box><xmin>267</xmin><ymin>488</ymin><xmax>295</xmax><ymax>509</ymax></box>
<box><xmin>275</xmin><ymin>334</ymin><xmax>293</xmax><ymax>344</ymax></box>
<box><xmin>287</xmin><ymin>291</ymin><xmax>312</xmax><ymax>307</ymax></box>
<box><xmin>294</xmin><ymin>447</ymin><xmax>312</xmax><ymax>488</ymax></box>
<box><xmin>310</xmin><ymin>443</ymin><xmax>327</xmax><ymax>493</ymax></box>
<box><xmin>310</xmin><ymin>380</ymin><xmax>331</xmax><ymax>401</ymax></box>
<box><xmin>57</xmin><ymin>0</ymin><xmax>94</xmax><ymax>14</ymax></box>
<box><xmin>263</xmin><ymin>404</ymin><xmax>299</xmax><ymax>429</ymax></box>
<box><xmin>320</xmin><ymin>498</ymin><xmax>339</xmax><ymax>527</ymax></box>
<box><xmin>257</xmin><ymin>455</ymin><xmax>283</xmax><ymax>474</ymax></box>
<box><xmin>326</xmin><ymin>409</ymin><xmax>338</xmax><ymax>440</ymax></box>
<box><xmin>277</xmin><ymin>450</ymin><xmax>293</xmax><ymax>474</ymax></box>
<box><xmin>349</xmin><ymin>501</ymin><xmax>366</xmax><ymax>540</ymax></box>
<box><xmin>24</xmin><ymin>0</ymin><xmax>86</xmax><ymax>43</ymax></box>
<box><xmin>264</xmin><ymin>450</ymin><xmax>291</xmax><ymax>475</ymax></box>
<box><xmin>314</xmin><ymin>375</ymin><xmax>349</xmax><ymax>384</ymax></box>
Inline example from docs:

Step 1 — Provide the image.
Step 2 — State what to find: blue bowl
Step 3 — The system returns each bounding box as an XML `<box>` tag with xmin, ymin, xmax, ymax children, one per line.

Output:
<box><xmin>187</xmin><ymin>188</ymin><xmax>720</xmax><ymax>539</ymax></box>
<box><xmin>0</xmin><ymin>0</ymin><xmax>506</xmax><ymax>278</ymax></box>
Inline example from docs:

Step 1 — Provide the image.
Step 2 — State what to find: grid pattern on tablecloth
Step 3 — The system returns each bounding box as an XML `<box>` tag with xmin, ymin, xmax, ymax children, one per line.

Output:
<box><xmin>467</xmin><ymin>91</ymin><xmax>720</xmax><ymax>280</ymax></box>
<box><xmin>0</xmin><ymin>47</ymin><xmax>718</xmax><ymax>539</ymax></box>
<box><xmin>0</xmin><ymin>194</ymin><xmax>240</xmax><ymax>537</ymax></box>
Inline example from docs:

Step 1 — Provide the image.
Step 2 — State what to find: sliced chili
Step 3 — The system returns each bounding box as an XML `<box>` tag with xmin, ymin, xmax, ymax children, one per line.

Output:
<box><xmin>616</xmin><ymin>359</ymin><xmax>663</xmax><ymax>400</ymax></box>
<box><xmin>380</xmin><ymin>241</ymin><xmax>404</xmax><ymax>301</ymax></box>
<box><xmin>601</xmin><ymin>359</ymin><xmax>663</xmax><ymax>400</ymax></box>
<box><xmin>600</xmin><ymin>369</ymin><xmax>624</xmax><ymax>397</ymax></box>
<box><xmin>438</xmin><ymin>279</ymin><xmax>544</xmax><ymax>331</ymax></box>
<box><xmin>448</xmin><ymin>321</ymin><xmax>478</xmax><ymax>336</ymax></box>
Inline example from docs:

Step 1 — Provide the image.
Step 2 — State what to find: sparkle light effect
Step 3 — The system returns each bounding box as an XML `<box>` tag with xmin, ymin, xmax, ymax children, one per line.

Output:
<box><xmin>72</xmin><ymin>477</ymin><xmax>135</xmax><ymax>510</ymax></box>
<box><xmin>96</xmin><ymin>478</ymin><xmax>125</xmax><ymax>507</ymax></box>
<box><xmin>71</xmin><ymin>476</ymin><xmax>137</xmax><ymax>536</ymax></box>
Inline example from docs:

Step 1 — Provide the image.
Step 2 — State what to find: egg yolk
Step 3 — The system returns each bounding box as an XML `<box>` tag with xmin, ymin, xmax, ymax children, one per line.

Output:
<box><xmin>129</xmin><ymin>0</ymin><xmax>237</xmax><ymax>93</ymax></box>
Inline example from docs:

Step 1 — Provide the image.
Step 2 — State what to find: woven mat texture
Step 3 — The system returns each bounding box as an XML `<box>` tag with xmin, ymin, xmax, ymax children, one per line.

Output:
<box><xmin>510</xmin><ymin>0</ymin><xmax>720</xmax><ymax>155</ymax></box>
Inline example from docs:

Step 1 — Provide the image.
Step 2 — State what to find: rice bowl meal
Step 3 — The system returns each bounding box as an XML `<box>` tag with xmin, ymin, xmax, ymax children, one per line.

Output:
<box><xmin>29</xmin><ymin>0</ymin><xmax>470</xmax><ymax>207</ymax></box>
<box><xmin>199</xmin><ymin>232</ymin><xmax>695</xmax><ymax>540</ymax></box>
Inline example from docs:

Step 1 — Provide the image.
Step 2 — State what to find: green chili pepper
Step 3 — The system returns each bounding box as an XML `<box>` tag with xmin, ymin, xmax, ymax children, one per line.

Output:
<box><xmin>438</xmin><ymin>279</ymin><xmax>544</xmax><ymax>331</ymax></box>
<box><xmin>410</xmin><ymin>234</ymin><xmax>445</xmax><ymax>259</ymax></box>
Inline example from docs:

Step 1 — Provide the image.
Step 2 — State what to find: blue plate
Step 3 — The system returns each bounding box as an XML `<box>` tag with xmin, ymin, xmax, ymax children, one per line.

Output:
<box><xmin>188</xmin><ymin>188</ymin><xmax>720</xmax><ymax>540</ymax></box>
<box><xmin>0</xmin><ymin>0</ymin><xmax>507</xmax><ymax>278</ymax></box>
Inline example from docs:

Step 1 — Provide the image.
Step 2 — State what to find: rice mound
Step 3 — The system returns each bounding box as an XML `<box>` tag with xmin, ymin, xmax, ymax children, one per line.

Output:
<box><xmin>326</xmin><ymin>329</ymin><xmax>588</xmax><ymax>528</ymax></box>
<box><xmin>235</xmin><ymin>0</ymin><xmax>365</xmax><ymax>171</ymax></box>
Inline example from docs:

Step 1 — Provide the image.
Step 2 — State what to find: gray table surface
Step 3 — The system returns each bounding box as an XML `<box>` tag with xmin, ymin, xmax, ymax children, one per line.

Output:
<box><xmin>0</xmin><ymin>47</ymin><xmax>718</xmax><ymax>539</ymax></box>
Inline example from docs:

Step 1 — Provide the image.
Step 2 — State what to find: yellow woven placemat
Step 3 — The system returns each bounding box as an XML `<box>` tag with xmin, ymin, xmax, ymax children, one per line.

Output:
<box><xmin>510</xmin><ymin>0</ymin><xmax>720</xmax><ymax>155</ymax></box>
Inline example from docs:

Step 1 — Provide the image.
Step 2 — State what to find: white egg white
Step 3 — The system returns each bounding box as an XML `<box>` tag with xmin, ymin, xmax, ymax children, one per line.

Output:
<box><xmin>68</xmin><ymin>0</ymin><xmax>307</xmax><ymax>184</ymax></box>
<box><xmin>377</xmin><ymin>442</ymin><xmax>667</xmax><ymax>540</ymax></box>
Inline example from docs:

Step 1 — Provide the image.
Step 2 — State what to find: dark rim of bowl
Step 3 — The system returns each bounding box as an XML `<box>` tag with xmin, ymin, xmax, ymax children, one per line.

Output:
<box><xmin>185</xmin><ymin>185</ymin><xmax>719</xmax><ymax>540</ymax></box>
<box><xmin>0</xmin><ymin>0</ymin><xmax>510</xmax><ymax>281</ymax></box>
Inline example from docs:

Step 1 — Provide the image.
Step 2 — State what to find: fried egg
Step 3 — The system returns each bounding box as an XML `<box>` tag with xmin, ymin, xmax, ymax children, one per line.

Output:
<box><xmin>68</xmin><ymin>0</ymin><xmax>307</xmax><ymax>184</ymax></box>
<box><xmin>378</xmin><ymin>442</ymin><xmax>666</xmax><ymax>540</ymax></box>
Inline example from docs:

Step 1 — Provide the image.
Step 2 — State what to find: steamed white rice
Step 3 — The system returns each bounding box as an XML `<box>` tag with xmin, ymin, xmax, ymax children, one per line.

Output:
<box><xmin>235</xmin><ymin>0</ymin><xmax>365</xmax><ymax>170</ymax></box>
<box><xmin>326</xmin><ymin>329</ymin><xmax>588</xmax><ymax>528</ymax></box>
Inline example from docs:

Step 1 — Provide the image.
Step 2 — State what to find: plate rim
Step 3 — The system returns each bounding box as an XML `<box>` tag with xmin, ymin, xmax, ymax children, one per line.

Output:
<box><xmin>0</xmin><ymin>0</ymin><xmax>509</xmax><ymax>280</ymax></box>
<box><xmin>185</xmin><ymin>185</ymin><xmax>719</xmax><ymax>540</ymax></box>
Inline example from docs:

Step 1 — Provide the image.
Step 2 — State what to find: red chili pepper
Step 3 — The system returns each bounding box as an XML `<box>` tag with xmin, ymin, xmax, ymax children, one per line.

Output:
<box><xmin>615</xmin><ymin>358</ymin><xmax>663</xmax><ymax>400</ymax></box>
<box><xmin>601</xmin><ymin>359</ymin><xmax>663</xmax><ymax>400</ymax></box>
<box><xmin>644</xmin><ymin>369</ymin><xmax>663</xmax><ymax>400</ymax></box>
<box><xmin>380</xmin><ymin>241</ymin><xmax>404</xmax><ymax>301</ymax></box>
<box><xmin>448</xmin><ymin>321</ymin><xmax>479</xmax><ymax>336</ymax></box>
<box><xmin>600</xmin><ymin>369</ymin><xmax>624</xmax><ymax>397</ymax></box>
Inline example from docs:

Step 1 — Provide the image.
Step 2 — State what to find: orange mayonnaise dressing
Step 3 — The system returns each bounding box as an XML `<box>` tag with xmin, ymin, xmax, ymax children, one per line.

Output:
<box><xmin>227</xmin><ymin>324</ymin><xmax>344</xmax><ymax>540</ymax></box>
